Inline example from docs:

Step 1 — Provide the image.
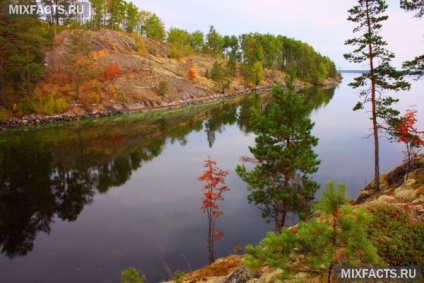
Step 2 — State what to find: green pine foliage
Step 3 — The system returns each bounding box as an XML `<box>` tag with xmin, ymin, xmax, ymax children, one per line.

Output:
<box><xmin>344</xmin><ymin>0</ymin><xmax>410</xmax><ymax>190</ymax></box>
<box><xmin>244</xmin><ymin>181</ymin><xmax>380</xmax><ymax>283</ymax></box>
<box><xmin>0</xmin><ymin>15</ymin><xmax>54</xmax><ymax>107</ymax></box>
<box><xmin>236</xmin><ymin>84</ymin><xmax>320</xmax><ymax>232</ymax></box>
<box><xmin>120</xmin><ymin>267</ymin><xmax>145</xmax><ymax>283</ymax></box>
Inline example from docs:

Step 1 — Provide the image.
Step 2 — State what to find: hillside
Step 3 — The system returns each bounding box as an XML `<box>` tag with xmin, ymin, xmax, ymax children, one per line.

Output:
<box><xmin>44</xmin><ymin>29</ymin><xmax>339</xmax><ymax>113</ymax></box>
<box><xmin>0</xmin><ymin>27</ymin><xmax>340</xmax><ymax>128</ymax></box>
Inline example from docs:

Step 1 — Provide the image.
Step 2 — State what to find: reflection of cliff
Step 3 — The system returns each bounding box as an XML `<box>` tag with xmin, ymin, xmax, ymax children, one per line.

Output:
<box><xmin>0</xmin><ymin>101</ymin><xmax>235</xmax><ymax>258</ymax></box>
<box><xmin>0</xmin><ymin>87</ymin><xmax>335</xmax><ymax>258</ymax></box>
<box><xmin>0</xmin><ymin>138</ymin><xmax>96</xmax><ymax>258</ymax></box>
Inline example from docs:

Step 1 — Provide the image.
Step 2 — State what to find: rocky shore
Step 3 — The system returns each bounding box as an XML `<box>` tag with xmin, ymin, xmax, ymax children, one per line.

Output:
<box><xmin>0</xmin><ymin>89</ymin><xmax>247</xmax><ymax>130</ymax></box>
<box><xmin>163</xmin><ymin>157</ymin><xmax>424</xmax><ymax>283</ymax></box>
<box><xmin>0</xmin><ymin>85</ymin><xmax>285</xmax><ymax>131</ymax></box>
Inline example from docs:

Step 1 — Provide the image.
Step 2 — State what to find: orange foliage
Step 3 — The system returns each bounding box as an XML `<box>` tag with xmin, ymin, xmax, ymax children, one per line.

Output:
<box><xmin>198</xmin><ymin>157</ymin><xmax>229</xmax><ymax>263</ymax></box>
<box><xmin>188</xmin><ymin>67</ymin><xmax>196</xmax><ymax>80</ymax></box>
<box><xmin>89</xmin><ymin>50</ymin><xmax>110</xmax><ymax>59</ymax></box>
<box><xmin>79</xmin><ymin>91</ymin><xmax>101</xmax><ymax>105</ymax></box>
<box><xmin>104</xmin><ymin>63</ymin><xmax>121</xmax><ymax>80</ymax></box>
<box><xmin>108</xmin><ymin>84</ymin><xmax>116</xmax><ymax>94</ymax></box>
<box><xmin>394</xmin><ymin>109</ymin><xmax>424</xmax><ymax>164</ymax></box>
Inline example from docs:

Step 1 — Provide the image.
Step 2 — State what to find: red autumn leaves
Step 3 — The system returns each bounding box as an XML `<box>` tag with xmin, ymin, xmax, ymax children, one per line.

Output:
<box><xmin>198</xmin><ymin>157</ymin><xmax>229</xmax><ymax>263</ymax></box>
<box><xmin>394</xmin><ymin>110</ymin><xmax>424</xmax><ymax>164</ymax></box>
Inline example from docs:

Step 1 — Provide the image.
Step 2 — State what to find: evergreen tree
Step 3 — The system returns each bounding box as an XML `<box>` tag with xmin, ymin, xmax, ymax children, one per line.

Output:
<box><xmin>226</xmin><ymin>54</ymin><xmax>237</xmax><ymax>77</ymax></box>
<box><xmin>0</xmin><ymin>13</ymin><xmax>53</xmax><ymax>106</ymax></box>
<box><xmin>344</xmin><ymin>0</ymin><xmax>410</xmax><ymax>190</ymax></box>
<box><xmin>244</xmin><ymin>181</ymin><xmax>380</xmax><ymax>283</ymax></box>
<box><xmin>210</xmin><ymin>61</ymin><xmax>230</xmax><ymax>93</ymax></box>
<box><xmin>400</xmin><ymin>0</ymin><xmax>423</xmax><ymax>78</ymax></box>
<box><xmin>400</xmin><ymin>0</ymin><xmax>424</xmax><ymax>17</ymax></box>
<box><xmin>236</xmin><ymin>84</ymin><xmax>320</xmax><ymax>232</ymax></box>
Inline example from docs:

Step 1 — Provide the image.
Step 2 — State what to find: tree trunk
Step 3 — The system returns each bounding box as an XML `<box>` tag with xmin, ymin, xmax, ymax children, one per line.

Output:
<box><xmin>207</xmin><ymin>216</ymin><xmax>214</xmax><ymax>263</ymax></box>
<box><xmin>365</xmin><ymin>0</ymin><xmax>380</xmax><ymax>190</ymax></box>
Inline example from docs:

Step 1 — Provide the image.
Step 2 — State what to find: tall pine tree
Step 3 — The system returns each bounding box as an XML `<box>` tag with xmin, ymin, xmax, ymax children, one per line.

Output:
<box><xmin>236</xmin><ymin>83</ymin><xmax>320</xmax><ymax>232</ymax></box>
<box><xmin>344</xmin><ymin>0</ymin><xmax>410</xmax><ymax>190</ymax></box>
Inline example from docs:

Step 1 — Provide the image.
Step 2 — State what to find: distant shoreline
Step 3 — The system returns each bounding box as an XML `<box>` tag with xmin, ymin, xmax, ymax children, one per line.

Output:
<box><xmin>339</xmin><ymin>70</ymin><xmax>370</xmax><ymax>74</ymax></box>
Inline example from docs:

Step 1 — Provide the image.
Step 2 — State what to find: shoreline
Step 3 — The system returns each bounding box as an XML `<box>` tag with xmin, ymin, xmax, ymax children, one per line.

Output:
<box><xmin>0</xmin><ymin>82</ymin><xmax>338</xmax><ymax>131</ymax></box>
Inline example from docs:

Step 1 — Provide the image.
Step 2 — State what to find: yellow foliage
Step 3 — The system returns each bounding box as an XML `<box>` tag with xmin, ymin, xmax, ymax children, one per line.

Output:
<box><xmin>89</xmin><ymin>50</ymin><xmax>110</xmax><ymax>59</ymax></box>
<box><xmin>131</xmin><ymin>32</ymin><xmax>145</xmax><ymax>55</ymax></box>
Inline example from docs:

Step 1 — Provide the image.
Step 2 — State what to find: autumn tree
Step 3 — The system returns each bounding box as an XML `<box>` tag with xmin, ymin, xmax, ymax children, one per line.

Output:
<box><xmin>236</xmin><ymin>84</ymin><xmax>320</xmax><ymax>233</ymax></box>
<box><xmin>391</xmin><ymin>109</ymin><xmax>424</xmax><ymax>177</ymax></box>
<box><xmin>188</xmin><ymin>67</ymin><xmax>196</xmax><ymax>80</ymax></box>
<box><xmin>198</xmin><ymin>157</ymin><xmax>229</xmax><ymax>263</ymax></box>
<box><xmin>104</xmin><ymin>63</ymin><xmax>121</xmax><ymax>80</ymax></box>
<box><xmin>344</xmin><ymin>0</ymin><xmax>410</xmax><ymax>190</ymax></box>
<box><xmin>244</xmin><ymin>182</ymin><xmax>380</xmax><ymax>283</ymax></box>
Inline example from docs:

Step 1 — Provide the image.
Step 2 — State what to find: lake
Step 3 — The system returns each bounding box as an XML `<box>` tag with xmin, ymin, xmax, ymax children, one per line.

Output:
<box><xmin>0</xmin><ymin>73</ymin><xmax>422</xmax><ymax>282</ymax></box>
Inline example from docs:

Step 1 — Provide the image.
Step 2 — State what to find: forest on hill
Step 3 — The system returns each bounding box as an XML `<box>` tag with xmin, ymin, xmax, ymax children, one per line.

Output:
<box><xmin>0</xmin><ymin>0</ymin><xmax>338</xmax><ymax>119</ymax></box>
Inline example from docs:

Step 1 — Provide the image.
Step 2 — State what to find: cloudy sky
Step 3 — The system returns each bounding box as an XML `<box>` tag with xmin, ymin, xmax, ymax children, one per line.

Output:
<box><xmin>132</xmin><ymin>0</ymin><xmax>423</xmax><ymax>70</ymax></box>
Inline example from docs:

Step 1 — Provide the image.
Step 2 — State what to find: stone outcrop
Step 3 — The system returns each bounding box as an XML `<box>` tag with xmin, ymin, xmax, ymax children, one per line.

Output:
<box><xmin>164</xmin><ymin>157</ymin><xmax>424</xmax><ymax>283</ymax></box>
<box><xmin>355</xmin><ymin>155</ymin><xmax>424</xmax><ymax>221</ymax></box>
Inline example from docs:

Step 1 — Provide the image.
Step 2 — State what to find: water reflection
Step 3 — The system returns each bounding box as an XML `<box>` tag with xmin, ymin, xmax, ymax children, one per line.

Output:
<box><xmin>0</xmin><ymin>87</ymin><xmax>335</xmax><ymax>261</ymax></box>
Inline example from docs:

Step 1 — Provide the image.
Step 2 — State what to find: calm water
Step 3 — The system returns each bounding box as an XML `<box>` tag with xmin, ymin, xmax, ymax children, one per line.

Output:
<box><xmin>0</xmin><ymin>73</ymin><xmax>422</xmax><ymax>283</ymax></box>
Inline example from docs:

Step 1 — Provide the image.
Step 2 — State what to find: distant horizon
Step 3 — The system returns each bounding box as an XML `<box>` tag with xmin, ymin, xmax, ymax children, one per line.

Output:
<box><xmin>339</xmin><ymin>70</ymin><xmax>369</xmax><ymax>73</ymax></box>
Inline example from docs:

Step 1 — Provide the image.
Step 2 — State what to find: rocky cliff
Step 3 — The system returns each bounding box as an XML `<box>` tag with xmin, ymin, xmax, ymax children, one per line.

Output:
<box><xmin>41</xmin><ymin>29</ymin><xmax>338</xmax><ymax>114</ymax></box>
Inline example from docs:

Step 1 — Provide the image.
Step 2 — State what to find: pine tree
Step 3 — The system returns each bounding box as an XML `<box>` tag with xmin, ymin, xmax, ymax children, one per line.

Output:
<box><xmin>236</xmin><ymin>84</ymin><xmax>320</xmax><ymax>232</ymax></box>
<box><xmin>400</xmin><ymin>0</ymin><xmax>423</xmax><ymax>78</ymax></box>
<box><xmin>344</xmin><ymin>0</ymin><xmax>410</xmax><ymax>190</ymax></box>
<box><xmin>0</xmin><ymin>12</ymin><xmax>53</xmax><ymax>106</ymax></box>
<box><xmin>244</xmin><ymin>181</ymin><xmax>380</xmax><ymax>283</ymax></box>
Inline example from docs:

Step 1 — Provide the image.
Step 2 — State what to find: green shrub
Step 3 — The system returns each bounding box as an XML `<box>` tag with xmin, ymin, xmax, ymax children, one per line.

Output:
<box><xmin>35</xmin><ymin>93</ymin><xmax>68</xmax><ymax>115</ymax></box>
<box><xmin>156</xmin><ymin>80</ymin><xmax>169</xmax><ymax>97</ymax></box>
<box><xmin>173</xmin><ymin>270</ymin><xmax>185</xmax><ymax>283</ymax></box>
<box><xmin>367</xmin><ymin>204</ymin><xmax>424</xmax><ymax>267</ymax></box>
<box><xmin>120</xmin><ymin>267</ymin><xmax>145</xmax><ymax>283</ymax></box>
<box><xmin>17</xmin><ymin>96</ymin><xmax>37</xmax><ymax>115</ymax></box>
<box><xmin>169</xmin><ymin>47</ymin><xmax>180</xmax><ymax>59</ymax></box>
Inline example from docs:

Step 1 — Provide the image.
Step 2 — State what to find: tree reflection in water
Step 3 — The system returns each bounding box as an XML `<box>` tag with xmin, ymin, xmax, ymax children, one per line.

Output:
<box><xmin>0</xmin><ymin>87</ymin><xmax>335</xmax><ymax>259</ymax></box>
